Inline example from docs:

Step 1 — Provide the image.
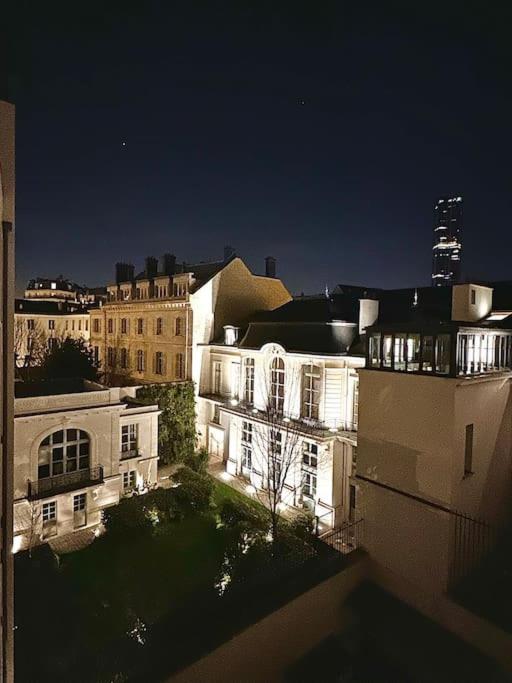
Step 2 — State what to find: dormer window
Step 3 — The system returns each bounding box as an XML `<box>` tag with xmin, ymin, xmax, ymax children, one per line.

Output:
<box><xmin>224</xmin><ymin>325</ymin><xmax>239</xmax><ymax>346</ymax></box>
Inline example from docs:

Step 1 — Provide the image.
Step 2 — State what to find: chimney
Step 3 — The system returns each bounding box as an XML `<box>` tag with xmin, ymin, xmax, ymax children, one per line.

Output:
<box><xmin>115</xmin><ymin>262</ymin><xmax>134</xmax><ymax>284</ymax></box>
<box><xmin>224</xmin><ymin>245</ymin><xmax>236</xmax><ymax>262</ymax></box>
<box><xmin>358</xmin><ymin>299</ymin><xmax>379</xmax><ymax>335</ymax></box>
<box><xmin>145</xmin><ymin>256</ymin><xmax>158</xmax><ymax>278</ymax></box>
<box><xmin>265</xmin><ymin>256</ymin><xmax>276</xmax><ymax>278</ymax></box>
<box><xmin>161</xmin><ymin>253</ymin><xmax>176</xmax><ymax>275</ymax></box>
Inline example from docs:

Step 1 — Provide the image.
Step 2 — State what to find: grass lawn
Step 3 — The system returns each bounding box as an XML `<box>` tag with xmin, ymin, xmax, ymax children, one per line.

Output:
<box><xmin>15</xmin><ymin>479</ymin><xmax>318</xmax><ymax>682</ymax></box>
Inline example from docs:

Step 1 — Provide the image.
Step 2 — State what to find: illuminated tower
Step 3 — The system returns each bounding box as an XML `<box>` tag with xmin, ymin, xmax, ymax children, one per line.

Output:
<box><xmin>431</xmin><ymin>196</ymin><xmax>463</xmax><ymax>286</ymax></box>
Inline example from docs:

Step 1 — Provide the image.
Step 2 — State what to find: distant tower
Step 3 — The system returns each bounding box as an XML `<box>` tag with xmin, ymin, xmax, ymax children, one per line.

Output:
<box><xmin>431</xmin><ymin>196</ymin><xmax>463</xmax><ymax>286</ymax></box>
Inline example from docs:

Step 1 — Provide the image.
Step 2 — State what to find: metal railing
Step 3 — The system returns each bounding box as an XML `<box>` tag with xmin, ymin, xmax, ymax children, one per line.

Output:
<box><xmin>28</xmin><ymin>466</ymin><xmax>104</xmax><ymax>499</ymax></box>
<box><xmin>318</xmin><ymin>518</ymin><xmax>363</xmax><ymax>555</ymax></box>
<box><xmin>449</xmin><ymin>510</ymin><xmax>497</xmax><ymax>588</ymax></box>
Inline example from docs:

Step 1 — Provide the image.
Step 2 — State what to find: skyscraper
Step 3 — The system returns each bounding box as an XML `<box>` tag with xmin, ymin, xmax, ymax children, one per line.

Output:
<box><xmin>431</xmin><ymin>196</ymin><xmax>463</xmax><ymax>286</ymax></box>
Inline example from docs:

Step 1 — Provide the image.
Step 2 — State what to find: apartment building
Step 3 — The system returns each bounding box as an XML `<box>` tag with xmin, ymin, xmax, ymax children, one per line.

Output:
<box><xmin>13</xmin><ymin>379</ymin><xmax>159</xmax><ymax>551</ymax></box>
<box><xmin>355</xmin><ymin>282</ymin><xmax>512</xmax><ymax>594</ymax></box>
<box><xmin>90</xmin><ymin>251</ymin><xmax>291</xmax><ymax>385</ymax></box>
<box><xmin>197</xmin><ymin>292</ymin><xmax>372</xmax><ymax>528</ymax></box>
<box><xmin>15</xmin><ymin>278</ymin><xmax>105</xmax><ymax>367</ymax></box>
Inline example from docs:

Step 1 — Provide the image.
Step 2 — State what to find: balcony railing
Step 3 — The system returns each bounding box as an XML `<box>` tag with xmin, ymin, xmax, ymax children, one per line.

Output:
<box><xmin>28</xmin><ymin>466</ymin><xmax>104</xmax><ymax>500</ymax></box>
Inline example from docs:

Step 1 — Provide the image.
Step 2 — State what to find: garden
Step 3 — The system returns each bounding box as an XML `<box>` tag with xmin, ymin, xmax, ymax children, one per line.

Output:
<box><xmin>15</xmin><ymin>463</ymin><xmax>341</xmax><ymax>682</ymax></box>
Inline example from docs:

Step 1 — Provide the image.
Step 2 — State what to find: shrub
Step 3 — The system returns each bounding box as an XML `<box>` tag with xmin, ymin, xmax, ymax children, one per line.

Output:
<box><xmin>103</xmin><ymin>496</ymin><xmax>153</xmax><ymax>537</ymax></box>
<box><xmin>183</xmin><ymin>447</ymin><xmax>209</xmax><ymax>475</ymax></box>
<box><xmin>136</xmin><ymin>383</ymin><xmax>196</xmax><ymax>464</ymax></box>
<box><xmin>172</xmin><ymin>467</ymin><xmax>214</xmax><ymax>516</ymax></box>
<box><xmin>218</xmin><ymin>497</ymin><xmax>267</xmax><ymax>534</ymax></box>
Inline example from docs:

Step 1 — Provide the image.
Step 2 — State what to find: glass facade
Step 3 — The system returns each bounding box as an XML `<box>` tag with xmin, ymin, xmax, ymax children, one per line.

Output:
<box><xmin>368</xmin><ymin>328</ymin><xmax>512</xmax><ymax>377</ymax></box>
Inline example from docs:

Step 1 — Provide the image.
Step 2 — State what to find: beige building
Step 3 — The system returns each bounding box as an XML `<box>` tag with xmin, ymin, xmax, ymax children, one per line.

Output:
<box><xmin>90</xmin><ymin>253</ymin><xmax>291</xmax><ymax>385</ymax></box>
<box><xmin>197</xmin><ymin>294</ymin><xmax>369</xmax><ymax>529</ymax></box>
<box><xmin>356</xmin><ymin>283</ymin><xmax>512</xmax><ymax>595</ymax></box>
<box><xmin>13</xmin><ymin>379</ymin><xmax>159</xmax><ymax>552</ymax></box>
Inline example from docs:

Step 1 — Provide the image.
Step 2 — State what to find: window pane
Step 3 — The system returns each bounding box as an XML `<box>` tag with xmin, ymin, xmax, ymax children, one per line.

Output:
<box><xmin>383</xmin><ymin>335</ymin><xmax>392</xmax><ymax>368</ymax></box>
<box><xmin>53</xmin><ymin>431</ymin><xmax>64</xmax><ymax>444</ymax></box>
<box><xmin>66</xmin><ymin>429</ymin><xmax>77</xmax><ymax>441</ymax></box>
<box><xmin>422</xmin><ymin>336</ymin><xmax>434</xmax><ymax>372</ymax></box>
<box><xmin>406</xmin><ymin>334</ymin><xmax>420</xmax><ymax>371</ymax></box>
<box><xmin>436</xmin><ymin>334</ymin><xmax>451</xmax><ymax>374</ymax></box>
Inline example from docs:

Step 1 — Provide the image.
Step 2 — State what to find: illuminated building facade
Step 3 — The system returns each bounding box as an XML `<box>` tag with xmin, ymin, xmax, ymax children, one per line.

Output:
<box><xmin>12</xmin><ymin>380</ymin><xmax>159</xmax><ymax>552</ymax></box>
<box><xmin>432</xmin><ymin>196</ymin><xmax>463</xmax><ymax>286</ymax></box>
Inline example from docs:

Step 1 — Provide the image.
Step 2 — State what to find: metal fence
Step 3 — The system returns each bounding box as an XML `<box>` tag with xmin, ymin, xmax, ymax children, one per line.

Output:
<box><xmin>318</xmin><ymin>518</ymin><xmax>363</xmax><ymax>555</ymax></box>
<box><xmin>449</xmin><ymin>509</ymin><xmax>497</xmax><ymax>588</ymax></box>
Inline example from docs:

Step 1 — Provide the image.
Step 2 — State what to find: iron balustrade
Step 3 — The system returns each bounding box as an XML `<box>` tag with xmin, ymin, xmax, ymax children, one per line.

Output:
<box><xmin>28</xmin><ymin>466</ymin><xmax>103</xmax><ymax>499</ymax></box>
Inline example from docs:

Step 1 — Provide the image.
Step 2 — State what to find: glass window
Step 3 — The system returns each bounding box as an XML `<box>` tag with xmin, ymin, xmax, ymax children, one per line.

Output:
<box><xmin>121</xmin><ymin>424</ymin><xmax>138</xmax><ymax>454</ymax></box>
<box><xmin>38</xmin><ymin>430</ymin><xmax>90</xmax><ymax>479</ymax></box>
<box><xmin>301</xmin><ymin>363</ymin><xmax>321</xmax><ymax>419</ymax></box>
<box><xmin>107</xmin><ymin>318</ymin><xmax>114</xmax><ymax>334</ymax></box>
<box><xmin>406</xmin><ymin>334</ymin><xmax>420</xmax><ymax>372</ymax></box>
<box><xmin>121</xmin><ymin>318</ymin><xmax>128</xmax><ymax>334</ymax></box>
<box><xmin>422</xmin><ymin>335</ymin><xmax>434</xmax><ymax>372</ymax></box>
<box><xmin>48</xmin><ymin>319</ymin><xmax>55</xmax><ymax>330</ymax></box>
<box><xmin>137</xmin><ymin>318</ymin><xmax>144</xmax><ymax>334</ymax></box>
<box><xmin>92</xmin><ymin>318</ymin><xmax>100</xmax><ymax>334</ymax></box>
<box><xmin>155</xmin><ymin>351</ymin><xmax>164</xmax><ymax>375</ymax></box>
<box><xmin>123</xmin><ymin>470</ymin><xmax>137</xmax><ymax>491</ymax></box>
<box><xmin>156</xmin><ymin>318</ymin><xmax>163</xmax><ymax>335</ymax></box>
<box><xmin>213</xmin><ymin>361</ymin><xmax>221</xmax><ymax>394</ymax></box>
<box><xmin>435</xmin><ymin>334</ymin><xmax>451</xmax><ymax>374</ymax></box>
<box><xmin>393</xmin><ymin>333</ymin><xmax>406</xmax><ymax>371</ymax></box>
<box><xmin>303</xmin><ymin>441</ymin><xmax>318</xmax><ymax>468</ymax></box>
<box><xmin>382</xmin><ymin>335</ymin><xmax>392</xmax><ymax>368</ymax></box>
<box><xmin>136</xmin><ymin>349</ymin><xmax>145</xmax><ymax>372</ymax></box>
<box><xmin>243</xmin><ymin>358</ymin><xmax>255</xmax><ymax>404</ymax></box>
<box><xmin>302</xmin><ymin>471</ymin><xmax>317</xmax><ymax>499</ymax></box>
<box><xmin>73</xmin><ymin>493</ymin><xmax>86</xmax><ymax>512</ymax></box>
<box><xmin>175</xmin><ymin>318</ymin><xmax>183</xmax><ymax>336</ymax></box>
<box><xmin>42</xmin><ymin>501</ymin><xmax>56</xmax><ymax>521</ymax></box>
<box><xmin>175</xmin><ymin>353</ymin><xmax>185</xmax><ymax>379</ymax></box>
<box><xmin>369</xmin><ymin>333</ymin><xmax>381</xmax><ymax>367</ymax></box>
<box><xmin>270</xmin><ymin>357</ymin><xmax>285</xmax><ymax>413</ymax></box>
<box><xmin>242</xmin><ymin>421</ymin><xmax>252</xmax><ymax>444</ymax></box>
<box><xmin>120</xmin><ymin>348</ymin><xmax>129</xmax><ymax>369</ymax></box>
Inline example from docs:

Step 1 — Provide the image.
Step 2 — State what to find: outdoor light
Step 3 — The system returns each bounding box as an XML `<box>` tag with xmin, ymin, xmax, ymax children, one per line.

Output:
<box><xmin>245</xmin><ymin>484</ymin><xmax>256</xmax><ymax>495</ymax></box>
<box><xmin>11</xmin><ymin>535</ymin><xmax>22</xmax><ymax>554</ymax></box>
<box><xmin>277</xmin><ymin>502</ymin><xmax>286</xmax><ymax>512</ymax></box>
<box><xmin>230</xmin><ymin>398</ymin><xmax>238</xmax><ymax>406</ymax></box>
<box><xmin>329</xmin><ymin>427</ymin><xmax>338</xmax><ymax>433</ymax></box>
<box><xmin>252</xmin><ymin>407</ymin><xmax>258</xmax><ymax>414</ymax></box>
<box><xmin>282</xmin><ymin>417</ymin><xmax>290</xmax><ymax>423</ymax></box>
<box><xmin>220</xmin><ymin>471</ymin><xmax>232</xmax><ymax>481</ymax></box>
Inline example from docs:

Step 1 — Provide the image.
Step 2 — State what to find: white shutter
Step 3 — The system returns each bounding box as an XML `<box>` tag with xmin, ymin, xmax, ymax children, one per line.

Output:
<box><xmin>323</xmin><ymin>367</ymin><xmax>343</xmax><ymax>428</ymax></box>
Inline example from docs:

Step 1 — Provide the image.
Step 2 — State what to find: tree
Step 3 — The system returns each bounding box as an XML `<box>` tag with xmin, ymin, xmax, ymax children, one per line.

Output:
<box><xmin>39</xmin><ymin>337</ymin><xmax>100</xmax><ymax>381</ymax></box>
<box><xmin>14</xmin><ymin>318</ymin><xmax>47</xmax><ymax>374</ymax></box>
<box><xmin>250</xmin><ymin>357</ymin><xmax>316</xmax><ymax>543</ymax></box>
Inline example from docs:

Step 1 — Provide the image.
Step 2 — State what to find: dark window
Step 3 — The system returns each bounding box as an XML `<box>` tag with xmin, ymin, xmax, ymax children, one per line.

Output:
<box><xmin>464</xmin><ymin>424</ymin><xmax>474</xmax><ymax>476</ymax></box>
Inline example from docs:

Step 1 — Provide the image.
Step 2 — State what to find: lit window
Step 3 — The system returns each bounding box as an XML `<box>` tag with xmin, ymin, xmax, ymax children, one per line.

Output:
<box><xmin>301</xmin><ymin>363</ymin><xmax>321</xmax><ymax>419</ymax></box>
<box><xmin>38</xmin><ymin>429</ymin><xmax>90</xmax><ymax>479</ymax></box>
<box><xmin>369</xmin><ymin>333</ymin><xmax>381</xmax><ymax>367</ymax></box>
<box><xmin>270</xmin><ymin>357</ymin><xmax>285</xmax><ymax>413</ymax></box>
<box><xmin>243</xmin><ymin>358</ymin><xmax>255</xmax><ymax>404</ymax></box>
<box><xmin>121</xmin><ymin>424</ymin><xmax>138</xmax><ymax>455</ymax></box>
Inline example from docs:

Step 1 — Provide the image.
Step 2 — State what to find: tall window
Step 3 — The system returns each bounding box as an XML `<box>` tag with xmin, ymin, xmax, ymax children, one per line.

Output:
<box><xmin>369</xmin><ymin>333</ymin><xmax>381</xmax><ymax>367</ymax></box>
<box><xmin>93</xmin><ymin>318</ymin><xmax>100</xmax><ymax>334</ymax></box>
<box><xmin>352</xmin><ymin>377</ymin><xmax>359</xmax><ymax>430</ymax></box>
<box><xmin>175</xmin><ymin>352</ymin><xmax>185</xmax><ymax>379</ymax></box>
<box><xmin>270</xmin><ymin>429</ymin><xmax>282</xmax><ymax>481</ymax></box>
<box><xmin>121</xmin><ymin>318</ymin><xmax>128</xmax><ymax>334</ymax></box>
<box><xmin>27</xmin><ymin>319</ymin><xmax>35</xmax><ymax>331</ymax></box>
<box><xmin>156</xmin><ymin>317</ymin><xmax>163</xmax><ymax>335</ymax></box>
<box><xmin>270</xmin><ymin>357</ymin><xmax>285</xmax><ymax>413</ymax></box>
<box><xmin>121</xmin><ymin>424</ymin><xmax>138</xmax><ymax>455</ymax></box>
<box><xmin>48</xmin><ymin>319</ymin><xmax>55</xmax><ymax>331</ymax></box>
<box><xmin>243</xmin><ymin>358</ymin><xmax>255</xmax><ymax>404</ymax></box>
<box><xmin>42</xmin><ymin>501</ymin><xmax>57</xmax><ymax>539</ymax></box>
<box><xmin>213</xmin><ymin>361</ymin><xmax>221</xmax><ymax>394</ymax></box>
<box><xmin>175</xmin><ymin>317</ymin><xmax>183</xmax><ymax>336</ymax></box>
<box><xmin>241</xmin><ymin>421</ymin><xmax>252</xmax><ymax>472</ymax></box>
<box><xmin>123</xmin><ymin>470</ymin><xmax>137</xmax><ymax>491</ymax></box>
<box><xmin>107</xmin><ymin>318</ymin><xmax>114</xmax><ymax>334</ymax></box>
<box><xmin>155</xmin><ymin>351</ymin><xmax>164</xmax><ymax>375</ymax></box>
<box><xmin>73</xmin><ymin>493</ymin><xmax>86</xmax><ymax>528</ymax></box>
<box><xmin>107</xmin><ymin>346</ymin><xmax>116</xmax><ymax>367</ymax></box>
<box><xmin>93</xmin><ymin>346</ymin><xmax>99</xmax><ymax>363</ymax></box>
<box><xmin>38</xmin><ymin>429</ymin><xmax>90</xmax><ymax>479</ymax></box>
<box><xmin>136</xmin><ymin>349</ymin><xmax>145</xmax><ymax>372</ymax></box>
<box><xmin>137</xmin><ymin>318</ymin><xmax>144</xmax><ymax>335</ymax></box>
<box><xmin>301</xmin><ymin>363</ymin><xmax>320</xmax><ymax>420</ymax></box>
<box><xmin>120</xmin><ymin>348</ymin><xmax>129</xmax><ymax>369</ymax></box>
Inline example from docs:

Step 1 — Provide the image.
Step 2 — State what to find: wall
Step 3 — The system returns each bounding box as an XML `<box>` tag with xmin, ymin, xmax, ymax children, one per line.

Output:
<box><xmin>451</xmin><ymin>284</ymin><xmax>492</xmax><ymax>322</ymax></box>
<box><xmin>169</xmin><ymin>556</ymin><xmax>369</xmax><ymax>683</ymax></box>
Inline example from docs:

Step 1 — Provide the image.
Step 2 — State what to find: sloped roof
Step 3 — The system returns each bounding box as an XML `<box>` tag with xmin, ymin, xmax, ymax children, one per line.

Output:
<box><xmin>239</xmin><ymin>321</ymin><xmax>359</xmax><ymax>356</ymax></box>
<box><xmin>15</xmin><ymin>298</ymin><xmax>91</xmax><ymax>315</ymax></box>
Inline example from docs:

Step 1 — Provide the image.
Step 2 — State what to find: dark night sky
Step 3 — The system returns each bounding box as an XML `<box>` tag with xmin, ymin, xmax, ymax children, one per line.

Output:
<box><xmin>7</xmin><ymin>1</ymin><xmax>512</xmax><ymax>294</ymax></box>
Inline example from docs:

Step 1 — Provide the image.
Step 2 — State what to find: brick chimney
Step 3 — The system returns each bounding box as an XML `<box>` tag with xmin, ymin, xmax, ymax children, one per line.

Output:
<box><xmin>161</xmin><ymin>253</ymin><xmax>176</xmax><ymax>275</ymax></box>
<box><xmin>145</xmin><ymin>256</ymin><xmax>158</xmax><ymax>278</ymax></box>
<box><xmin>115</xmin><ymin>262</ymin><xmax>135</xmax><ymax>284</ymax></box>
<box><xmin>265</xmin><ymin>256</ymin><xmax>276</xmax><ymax>278</ymax></box>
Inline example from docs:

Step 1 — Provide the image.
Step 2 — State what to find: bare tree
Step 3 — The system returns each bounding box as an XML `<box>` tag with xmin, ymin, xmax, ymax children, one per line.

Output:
<box><xmin>101</xmin><ymin>334</ymin><xmax>133</xmax><ymax>387</ymax></box>
<box><xmin>249</xmin><ymin>357</ymin><xmax>317</xmax><ymax>542</ymax></box>
<box><xmin>14</xmin><ymin>318</ymin><xmax>48</xmax><ymax>373</ymax></box>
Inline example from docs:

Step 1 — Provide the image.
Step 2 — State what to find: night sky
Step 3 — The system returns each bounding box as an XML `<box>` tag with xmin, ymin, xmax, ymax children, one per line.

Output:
<box><xmin>7</xmin><ymin>1</ymin><xmax>512</xmax><ymax>295</ymax></box>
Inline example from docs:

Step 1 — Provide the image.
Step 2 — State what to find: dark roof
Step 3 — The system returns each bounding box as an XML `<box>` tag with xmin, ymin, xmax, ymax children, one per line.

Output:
<box><xmin>239</xmin><ymin>321</ymin><xmax>359</xmax><ymax>355</ymax></box>
<box><xmin>26</xmin><ymin>277</ymin><xmax>85</xmax><ymax>293</ymax></box>
<box><xmin>126</xmin><ymin>257</ymin><xmax>234</xmax><ymax>290</ymax></box>
<box><xmin>253</xmin><ymin>293</ymin><xmax>363</xmax><ymax>324</ymax></box>
<box><xmin>376</xmin><ymin>286</ymin><xmax>453</xmax><ymax>325</ymax></box>
<box><xmin>15</xmin><ymin>298</ymin><xmax>91</xmax><ymax>315</ymax></box>
<box><xmin>14</xmin><ymin>378</ymin><xmax>103</xmax><ymax>398</ymax></box>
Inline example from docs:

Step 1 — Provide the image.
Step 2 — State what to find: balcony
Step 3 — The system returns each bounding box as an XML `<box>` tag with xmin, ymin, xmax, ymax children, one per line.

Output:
<box><xmin>28</xmin><ymin>466</ymin><xmax>104</xmax><ymax>500</ymax></box>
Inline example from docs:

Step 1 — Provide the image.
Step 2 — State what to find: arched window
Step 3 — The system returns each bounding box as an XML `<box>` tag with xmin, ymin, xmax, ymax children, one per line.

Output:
<box><xmin>38</xmin><ymin>429</ymin><xmax>90</xmax><ymax>480</ymax></box>
<box><xmin>270</xmin><ymin>357</ymin><xmax>285</xmax><ymax>413</ymax></box>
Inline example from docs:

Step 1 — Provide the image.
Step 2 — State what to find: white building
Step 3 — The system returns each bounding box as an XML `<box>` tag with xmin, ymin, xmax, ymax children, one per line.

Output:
<box><xmin>13</xmin><ymin>379</ymin><xmax>160</xmax><ymax>551</ymax></box>
<box><xmin>356</xmin><ymin>282</ymin><xmax>512</xmax><ymax>595</ymax></box>
<box><xmin>197</xmin><ymin>293</ymin><xmax>371</xmax><ymax>528</ymax></box>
